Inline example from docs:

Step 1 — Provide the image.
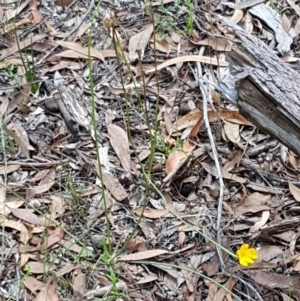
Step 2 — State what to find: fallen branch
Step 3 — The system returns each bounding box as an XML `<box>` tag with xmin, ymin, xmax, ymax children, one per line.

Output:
<box><xmin>218</xmin><ymin>15</ymin><xmax>300</xmax><ymax>157</ymax></box>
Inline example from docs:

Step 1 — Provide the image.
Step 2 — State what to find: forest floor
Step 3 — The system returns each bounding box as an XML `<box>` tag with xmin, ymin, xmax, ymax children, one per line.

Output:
<box><xmin>1</xmin><ymin>0</ymin><xmax>300</xmax><ymax>300</ymax></box>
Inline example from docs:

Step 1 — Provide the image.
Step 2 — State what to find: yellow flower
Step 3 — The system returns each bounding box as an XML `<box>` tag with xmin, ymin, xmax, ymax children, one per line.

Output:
<box><xmin>236</xmin><ymin>244</ymin><xmax>258</xmax><ymax>267</ymax></box>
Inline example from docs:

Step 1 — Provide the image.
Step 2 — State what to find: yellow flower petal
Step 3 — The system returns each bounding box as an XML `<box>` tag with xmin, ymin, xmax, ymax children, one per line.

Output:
<box><xmin>240</xmin><ymin>244</ymin><xmax>249</xmax><ymax>251</ymax></box>
<box><xmin>248</xmin><ymin>249</ymin><xmax>258</xmax><ymax>259</ymax></box>
<box><xmin>239</xmin><ymin>257</ymin><xmax>250</xmax><ymax>267</ymax></box>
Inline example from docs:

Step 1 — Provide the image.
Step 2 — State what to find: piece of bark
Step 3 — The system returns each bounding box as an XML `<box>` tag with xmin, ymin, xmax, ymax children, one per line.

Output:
<box><xmin>249</xmin><ymin>4</ymin><xmax>293</xmax><ymax>54</ymax></box>
<box><xmin>55</xmin><ymin>92</ymin><xmax>79</xmax><ymax>138</ymax></box>
<box><xmin>223</xmin><ymin>0</ymin><xmax>265</xmax><ymax>10</ymax></box>
<box><xmin>217</xmin><ymin>15</ymin><xmax>300</xmax><ymax>157</ymax></box>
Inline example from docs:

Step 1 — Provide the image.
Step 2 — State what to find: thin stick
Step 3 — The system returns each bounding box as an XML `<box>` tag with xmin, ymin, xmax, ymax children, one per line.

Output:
<box><xmin>195</xmin><ymin>47</ymin><xmax>225</xmax><ymax>269</ymax></box>
<box><xmin>4</xmin><ymin>159</ymin><xmax>68</xmax><ymax>167</ymax></box>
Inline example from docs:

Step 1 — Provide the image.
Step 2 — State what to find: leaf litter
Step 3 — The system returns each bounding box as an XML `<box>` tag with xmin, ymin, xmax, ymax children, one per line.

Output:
<box><xmin>1</xmin><ymin>0</ymin><xmax>300</xmax><ymax>300</ymax></box>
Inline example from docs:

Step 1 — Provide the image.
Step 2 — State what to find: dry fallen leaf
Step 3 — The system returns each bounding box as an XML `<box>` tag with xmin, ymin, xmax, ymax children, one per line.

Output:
<box><xmin>107</xmin><ymin>124</ymin><xmax>130</xmax><ymax>172</ymax></box>
<box><xmin>134</xmin><ymin>208</ymin><xmax>170</xmax><ymax>219</ymax></box>
<box><xmin>171</xmin><ymin>31</ymin><xmax>181</xmax><ymax>43</ymax></box>
<box><xmin>72</xmin><ymin>268</ymin><xmax>86</xmax><ymax>300</ymax></box>
<box><xmin>26</xmin><ymin>169</ymin><xmax>56</xmax><ymax>200</ymax></box>
<box><xmin>0</xmin><ymin>164</ymin><xmax>21</xmax><ymax>175</ymax></box>
<box><xmin>213</xmin><ymin>277</ymin><xmax>238</xmax><ymax>301</ymax></box>
<box><xmin>136</xmin><ymin>274</ymin><xmax>158</xmax><ymax>284</ymax></box>
<box><xmin>282</xmin><ymin>13</ymin><xmax>291</xmax><ymax>32</ymax></box>
<box><xmin>55</xmin><ymin>40</ymin><xmax>104</xmax><ymax>61</ymax></box>
<box><xmin>219</xmin><ymin>110</ymin><xmax>253</xmax><ymax>125</ymax></box>
<box><xmin>178</xmin><ymin>232</ymin><xmax>185</xmax><ymax>246</ymax></box>
<box><xmin>191</xmin><ymin>37</ymin><xmax>232</xmax><ymax>52</ymax></box>
<box><xmin>54</xmin><ymin>0</ymin><xmax>74</xmax><ymax>6</ymax></box>
<box><xmin>201</xmin><ymin>162</ymin><xmax>247</xmax><ymax>184</ymax></box>
<box><xmin>256</xmin><ymin>245</ymin><xmax>283</xmax><ymax>263</ymax></box>
<box><xmin>174</xmin><ymin>109</ymin><xmax>202</xmax><ymax>131</ymax></box>
<box><xmin>189</xmin><ymin>114</ymin><xmax>203</xmax><ymax>138</ymax></box>
<box><xmin>125</xmin><ymin>237</ymin><xmax>148</xmax><ymax>252</ymax></box>
<box><xmin>128</xmin><ymin>25</ymin><xmax>153</xmax><ymax>61</ymax></box>
<box><xmin>56</xmin><ymin>264</ymin><xmax>82</xmax><ymax>278</ymax></box>
<box><xmin>0</xmin><ymin>34</ymin><xmax>46</xmax><ymax>60</ymax></box>
<box><xmin>48</xmin><ymin>195</ymin><xmax>65</xmax><ymax>220</ymax></box>
<box><xmin>4</xmin><ymin>123</ymin><xmax>32</xmax><ymax>159</ymax></box>
<box><xmin>27</xmin><ymin>261</ymin><xmax>55</xmax><ymax>274</ymax></box>
<box><xmin>23</xmin><ymin>277</ymin><xmax>45</xmax><ymax>294</ymax></box>
<box><xmin>94</xmin><ymin>162</ymin><xmax>128</xmax><ymax>201</ymax></box>
<box><xmin>29</xmin><ymin>0</ymin><xmax>43</xmax><ymax>24</ymax></box>
<box><xmin>245</xmin><ymin>269</ymin><xmax>300</xmax><ymax>298</ymax></box>
<box><xmin>223</xmin><ymin>150</ymin><xmax>242</xmax><ymax>172</ymax></box>
<box><xmin>165</xmin><ymin>140</ymin><xmax>195</xmax><ymax>175</ymax></box>
<box><xmin>0</xmin><ymin>95</ymin><xmax>9</xmax><ymax>116</ymax></box>
<box><xmin>33</xmin><ymin>274</ymin><xmax>59</xmax><ymax>301</ymax></box>
<box><xmin>249</xmin><ymin>210</ymin><xmax>270</xmax><ymax>232</ymax></box>
<box><xmin>0</xmin><ymin>217</ymin><xmax>29</xmax><ymax>245</ymax></box>
<box><xmin>289</xmin><ymin>181</ymin><xmax>300</xmax><ymax>202</ymax></box>
<box><xmin>6</xmin><ymin>85</ymin><xmax>31</xmax><ymax>115</ymax></box>
<box><xmin>230</xmin><ymin>9</ymin><xmax>244</xmax><ymax>24</ymax></box>
<box><xmin>3</xmin><ymin>0</ymin><xmax>30</xmax><ymax>23</ymax></box>
<box><xmin>150</xmin><ymin>35</ymin><xmax>172</xmax><ymax>55</ymax></box>
<box><xmin>41</xmin><ymin>228</ymin><xmax>64</xmax><ymax>251</ymax></box>
<box><xmin>0</xmin><ymin>193</ymin><xmax>23</xmax><ymax>217</ymax></box>
<box><xmin>224</xmin><ymin>121</ymin><xmax>241</xmax><ymax>144</ymax></box>
<box><xmin>40</xmin><ymin>60</ymin><xmax>85</xmax><ymax>76</ymax></box>
<box><xmin>118</xmin><ymin>249</ymin><xmax>169</xmax><ymax>261</ymax></box>
<box><xmin>145</xmin><ymin>55</ymin><xmax>228</xmax><ymax>73</ymax></box>
<box><xmin>11</xmin><ymin>208</ymin><xmax>46</xmax><ymax>226</ymax></box>
<box><xmin>175</xmin><ymin>109</ymin><xmax>252</xmax><ymax>132</ymax></box>
<box><xmin>49</xmin><ymin>49</ymin><xmax>125</xmax><ymax>61</ymax></box>
<box><xmin>286</xmin><ymin>0</ymin><xmax>300</xmax><ymax>16</ymax></box>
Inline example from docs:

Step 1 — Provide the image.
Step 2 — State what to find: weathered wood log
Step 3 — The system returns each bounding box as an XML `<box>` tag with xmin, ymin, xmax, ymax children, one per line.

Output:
<box><xmin>217</xmin><ymin>15</ymin><xmax>300</xmax><ymax>157</ymax></box>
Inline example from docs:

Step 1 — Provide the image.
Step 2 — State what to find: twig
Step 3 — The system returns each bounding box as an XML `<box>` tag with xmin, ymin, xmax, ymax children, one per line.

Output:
<box><xmin>4</xmin><ymin>159</ymin><xmax>68</xmax><ymax>167</ymax></box>
<box><xmin>36</xmin><ymin>0</ymin><xmax>96</xmax><ymax>65</ymax></box>
<box><xmin>236</xmin><ymin>275</ymin><xmax>264</xmax><ymax>301</ymax></box>
<box><xmin>195</xmin><ymin>47</ymin><xmax>225</xmax><ymax>269</ymax></box>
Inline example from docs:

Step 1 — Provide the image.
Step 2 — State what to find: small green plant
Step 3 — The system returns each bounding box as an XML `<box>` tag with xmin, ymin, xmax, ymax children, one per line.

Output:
<box><xmin>23</xmin><ymin>43</ymin><xmax>38</xmax><ymax>93</ymax></box>
<box><xmin>0</xmin><ymin>119</ymin><xmax>15</xmax><ymax>155</ymax></box>
<box><xmin>99</xmin><ymin>237</ymin><xmax>130</xmax><ymax>300</ymax></box>
<box><xmin>1</xmin><ymin>133</ymin><xmax>15</xmax><ymax>155</ymax></box>
<box><xmin>19</xmin><ymin>264</ymin><xmax>33</xmax><ymax>288</ymax></box>
<box><xmin>155</xmin><ymin>133</ymin><xmax>183</xmax><ymax>156</ymax></box>
<box><xmin>74</xmin><ymin>246</ymin><xmax>94</xmax><ymax>262</ymax></box>
<box><xmin>23</xmin><ymin>264</ymin><xmax>32</xmax><ymax>276</ymax></box>
<box><xmin>154</xmin><ymin>14</ymin><xmax>178</xmax><ymax>38</ymax></box>
<box><xmin>4</xmin><ymin>61</ymin><xmax>18</xmax><ymax>81</ymax></box>
<box><xmin>185</xmin><ymin>0</ymin><xmax>194</xmax><ymax>35</ymax></box>
<box><xmin>147</xmin><ymin>0</ymin><xmax>194</xmax><ymax>36</ymax></box>
<box><xmin>14</xmin><ymin>34</ymin><xmax>38</xmax><ymax>93</ymax></box>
